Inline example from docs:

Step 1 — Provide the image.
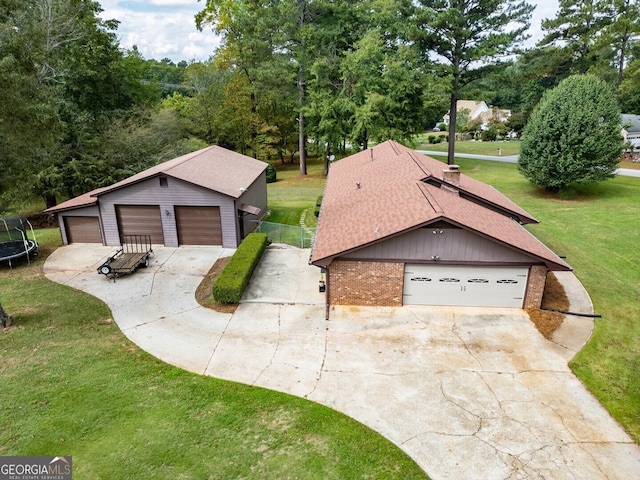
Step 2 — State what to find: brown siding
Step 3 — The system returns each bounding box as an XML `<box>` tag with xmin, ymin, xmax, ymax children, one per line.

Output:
<box><xmin>342</xmin><ymin>226</ymin><xmax>534</xmax><ymax>264</ymax></box>
<box><xmin>328</xmin><ymin>260</ymin><xmax>404</xmax><ymax>306</ymax></box>
<box><xmin>524</xmin><ymin>265</ymin><xmax>548</xmax><ymax>309</ymax></box>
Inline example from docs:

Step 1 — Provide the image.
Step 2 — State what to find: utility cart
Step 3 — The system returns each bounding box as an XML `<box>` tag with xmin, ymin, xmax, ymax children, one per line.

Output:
<box><xmin>98</xmin><ymin>235</ymin><xmax>153</xmax><ymax>280</ymax></box>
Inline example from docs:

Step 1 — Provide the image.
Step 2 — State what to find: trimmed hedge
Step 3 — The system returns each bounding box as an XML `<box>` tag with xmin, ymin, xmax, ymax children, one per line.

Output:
<box><xmin>265</xmin><ymin>162</ymin><xmax>277</xmax><ymax>183</ymax></box>
<box><xmin>314</xmin><ymin>195</ymin><xmax>323</xmax><ymax>217</ymax></box>
<box><xmin>212</xmin><ymin>233</ymin><xmax>269</xmax><ymax>304</ymax></box>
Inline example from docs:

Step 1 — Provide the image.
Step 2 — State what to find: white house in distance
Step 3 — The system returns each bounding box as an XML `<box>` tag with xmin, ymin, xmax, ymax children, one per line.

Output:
<box><xmin>621</xmin><ymin>114</ymin><xmax>640</xmax><ymax>156</ymax></box>
<box><xmin>442</xmin><ymin>100</ymin><xmax>511</xmax><ymax>130</ymax></box>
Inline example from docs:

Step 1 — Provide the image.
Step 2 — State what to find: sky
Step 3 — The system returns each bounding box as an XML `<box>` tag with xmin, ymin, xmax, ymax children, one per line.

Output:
<box><xmin>98</xmin><ymin>0</ymin><xmax>560</xmax><ymax>63</ymax></box>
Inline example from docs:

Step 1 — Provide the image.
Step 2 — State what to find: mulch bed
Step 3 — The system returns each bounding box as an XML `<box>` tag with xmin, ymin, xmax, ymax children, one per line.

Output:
<box><xmin>195</xmin><ymin>256</ymin><xmax>238</xmax><ymax>314</ymax></box>
<box><xmin>526</xmin><ymin>272</ymin><xmax>571</xmax><ymax>339</ymax></box>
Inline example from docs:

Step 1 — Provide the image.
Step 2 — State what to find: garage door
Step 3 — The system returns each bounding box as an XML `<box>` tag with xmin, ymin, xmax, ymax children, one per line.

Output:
<box><xmin>403</xmin><ymin>265</ymin><xmax>529</xmax><ymax>308</ymax></box>
<box><xmin>175</xmin><ymin>206</ymin><xmax>222</xmax><ymax>245</ymax></box>
<box><xmin>116</xmin><ymin>205</ymin><xmax>164</xmax><ymax>245</ymax></box>
<box><xmin>64</xmin><ymin>216</ymin><xmax>102</xmax><ymax>243</ymax></box>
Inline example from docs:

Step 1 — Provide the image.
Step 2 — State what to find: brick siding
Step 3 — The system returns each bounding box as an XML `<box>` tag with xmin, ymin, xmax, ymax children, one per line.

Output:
<box><xmin>524</xmin><ymin>265</ymin><xmax>548</xmax><ymax>309</ymax></box>
<box><xmin>327</xmin><ymin>260</ymin><xmax>404</xmax><ymax>306</ymax></box>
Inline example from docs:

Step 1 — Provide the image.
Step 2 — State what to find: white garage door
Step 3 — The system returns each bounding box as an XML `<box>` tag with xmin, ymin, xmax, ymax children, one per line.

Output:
<box><xmin>403</xmin><ymin>265</ymin><xmax>529</xmax><ymax>308</ymax></box>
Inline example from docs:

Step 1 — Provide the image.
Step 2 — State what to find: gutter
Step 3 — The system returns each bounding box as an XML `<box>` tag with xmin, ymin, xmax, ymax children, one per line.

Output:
<box><xmin>540</xmin><ymin>307</ymin><xmax>602</xmax><ymax>319</ymax></box>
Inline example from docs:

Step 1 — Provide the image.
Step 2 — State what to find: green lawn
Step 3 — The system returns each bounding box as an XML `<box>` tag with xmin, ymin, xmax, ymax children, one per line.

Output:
<box><xmin>266</xmin><ymin>156</ymin><xmax>325</xmax><ymax>228</ymax></box>
<box><xmin>0</xmin><ymin>233</ymin><xmax>427</xmax><ymax>478</ymax></box>
<box><xmin>429</xmin><ymin>154</ymin><xmax>640</xmax><ymax>442</ymax></box>
<box><xmin>413</xmin><ymin>137</ymin><xmax>522</xmax><ymax>156</ymax></box>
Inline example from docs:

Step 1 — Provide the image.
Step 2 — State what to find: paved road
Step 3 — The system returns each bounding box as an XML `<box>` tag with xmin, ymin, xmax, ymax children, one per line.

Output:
<box><xmin>44</xmin><ymin>245</ymin><xmax>640</xmax><ymax>480</ymax></box>
<box><xmin>417</xmin><ymin>150</ymin><xmax>640</xmax><ymax>177</ymax></box>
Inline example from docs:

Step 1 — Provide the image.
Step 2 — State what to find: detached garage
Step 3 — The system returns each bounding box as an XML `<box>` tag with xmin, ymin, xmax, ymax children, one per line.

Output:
<box><xmin>45</xmin><ymin>146</ymin><xmax>267</xmax><ymax>248</ymax></box>
<box><xmin>310</xmin><ymin>141</ymin><xmax>571</xmax><ymax>310</ymax></box>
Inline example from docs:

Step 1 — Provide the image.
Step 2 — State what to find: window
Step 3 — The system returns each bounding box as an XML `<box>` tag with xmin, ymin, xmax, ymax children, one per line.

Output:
<box><xmin>468</xmin><ymin>278</ymin><xmax>489</xmax><ymax>284</ymax></box>
<box><xmin>410</xmin><ymin>277</ymin><xmax>432</xmax><ymax>282</ymax></box>
<box><xmin>497</xmin><ymin>279</ymin><xmax>518</xmax><ymax>284</ymax></box>
<box><xmin>439</xmin><ymin>277</ymin><xmax>460</xmax><ymax>283</ymax></box>
<box><xmin>159</xmin><ymin>176</ymin><xmax>168</xmax><ymax>188</ymax></box>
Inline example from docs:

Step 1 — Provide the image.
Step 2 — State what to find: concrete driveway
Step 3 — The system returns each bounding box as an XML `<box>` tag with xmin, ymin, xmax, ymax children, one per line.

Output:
<box><xmin>44</xmin><ymin>244</ymin><xmax>640</xmax><ymax>479</ymax></box>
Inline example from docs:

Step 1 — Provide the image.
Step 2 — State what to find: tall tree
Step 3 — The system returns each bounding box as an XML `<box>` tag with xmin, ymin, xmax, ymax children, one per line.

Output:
<box><xmin>197</xmin><ymin>0</ymin><xmax>303</xmax><ymax>168</ymax></box>
<box><xmin>539</xmin><ymin>0</ymin><xmax>612</xmax><ymax>76</ymax></box>
<box><xmin>0</xmin><ymin>0</ymin><xmax>156</xmax><ymax>208</ymax></box>
<box><xmin>598</xmin><ymin>0</ymin><xmax>640</xmax><ymax>87</ymax></box>
<box><xmin>413</xmin><ymin>0</ymin><xmax>533</xmax><ymax>165</ymax></box>
<box><xmin>518</xmin><ymin>75</ymin><xmax>623</xmax><ymax>192</ymax></box>
<box><xmin>619</xmin><ymin>47</ymin><xmax>640</xmax><ymax>113</ymax></box>
<box><xmin>339</xmin><ymin>2</ymin><xmax>426</xmax><ymax>149</ymax></box>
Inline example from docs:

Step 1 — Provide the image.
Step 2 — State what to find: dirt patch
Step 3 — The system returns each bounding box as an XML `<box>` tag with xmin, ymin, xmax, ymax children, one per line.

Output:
<box><xmin>195</xmin><ymin>256</ymin><xmax>238</xmax><ymax>314</ymax></box>
<box><xmin>527</xmin><ymin>272</ymin><xmax>571</xmax><ymax>339</ymax></box>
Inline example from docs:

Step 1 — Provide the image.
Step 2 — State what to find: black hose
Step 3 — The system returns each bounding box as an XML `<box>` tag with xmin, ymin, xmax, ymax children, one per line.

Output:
<box><xmin>540</xmin><ymin>307</ymin><xmax>602</xmax><ymax>318</ymax></box>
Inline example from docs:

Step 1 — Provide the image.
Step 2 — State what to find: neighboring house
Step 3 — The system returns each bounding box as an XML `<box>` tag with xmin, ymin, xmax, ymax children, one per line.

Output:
<box><xmin>442</xmin><ymin>100</ymin><xmax>511</xmax><ymax>130</ymax></box>
<box><xmin>45</xmin><ymin>146</ymin><xmax>267</xmax><ymax>248</ymax></box>
<box><xmin>621</xmin><ymin>114</ymin><xmax>640</xmax><ymax>155</ymax></box>
<box><xmin>310</xmin><ymin>141</ymin><xmax>571</xmax><ymax>309</ymax></box>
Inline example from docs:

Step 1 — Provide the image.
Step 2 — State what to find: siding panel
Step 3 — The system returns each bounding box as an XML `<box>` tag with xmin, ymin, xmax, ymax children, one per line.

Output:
<box><xmin>342</xmin><ymin>226</ymin><xmax>534</xmax><ymax>263</ymax></box>
<box><xmin>236</xmin><ymin>171</ymin><xmax>268</xmax><ymax>242</ymax></box>
<box><xmin>98</xmin><ymin>177</ymin><xmax>238</xmax><ymax>247</ymax></box>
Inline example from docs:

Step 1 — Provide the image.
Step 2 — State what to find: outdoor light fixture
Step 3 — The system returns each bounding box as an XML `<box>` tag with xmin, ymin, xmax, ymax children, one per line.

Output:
<box><xmin>165</xmin><ymin>210</ymin><xmax>170</xmax><ymax>216</ymax></box>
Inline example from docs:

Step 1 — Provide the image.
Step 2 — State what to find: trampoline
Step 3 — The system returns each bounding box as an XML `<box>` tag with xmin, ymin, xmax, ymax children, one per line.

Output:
<box><xmin>0</xmin><ymin>216</ymin><xmax>39</xmax><ymax>268</ymax></box>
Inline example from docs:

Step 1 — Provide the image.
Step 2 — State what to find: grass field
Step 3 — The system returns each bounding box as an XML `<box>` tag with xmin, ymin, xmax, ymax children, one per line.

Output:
<box><xmin>412</xmin><ymin>135</ymin><xmax>522</xmax><ymax>156</ymax></box>
<box><xmin>0</xmin><ymin>232</ymin><xmax>427</xmax><ymax>478</ymax></box>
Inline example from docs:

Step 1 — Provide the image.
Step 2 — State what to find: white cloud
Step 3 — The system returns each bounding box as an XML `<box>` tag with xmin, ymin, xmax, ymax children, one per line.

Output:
<box><xmin>99</xmin><ymin>0</ymin><xmax>219</xmax><ymax>62</ymax></box>
<box><xmin>526</xmin><ymin>1</ymin><xmax>559</xmax><ymax>48</ymax></box>
<box><xmin>99</xmin><ymin>0</ymin><xmax>559</xmax><ymax>63</ymax></box>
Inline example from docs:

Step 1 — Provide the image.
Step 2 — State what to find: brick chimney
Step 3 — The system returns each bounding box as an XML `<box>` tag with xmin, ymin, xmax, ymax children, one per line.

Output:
<box><xmin>442</xmin><ymin>165</ymin><xmax>460</xmax><ymax>192</ymax></box>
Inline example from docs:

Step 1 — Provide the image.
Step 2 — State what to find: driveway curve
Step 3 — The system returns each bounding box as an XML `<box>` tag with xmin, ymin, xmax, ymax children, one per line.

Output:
<box><xmin>44</xmin><ymin>244</ymin><xmax>640</xmax><ymax>479</ymax></box>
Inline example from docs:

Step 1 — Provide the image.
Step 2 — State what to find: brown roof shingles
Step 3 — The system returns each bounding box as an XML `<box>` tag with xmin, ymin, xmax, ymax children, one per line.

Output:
<box><xmin>45</xmin><ymin>146</ymin><xmax>267</xmax><ymax>213</ymax></box>
<box><xmin>310</xmin><ymin>140</ymin><xmax>569</xmax><ymax>271</ymax></box>
<box><xmin>94</xmin><ymin>145</ymin><xmax>267</xmax><ymax>199</ymax></box>
<box><xmin>311</xmin><ymin>143</ymin><xmax>438</xmax><ymax>262</ymax></box>
<box><xmin>43</xmin><ymin>186</ymin><xmax>109</xmax><ymax>213</ymax></box>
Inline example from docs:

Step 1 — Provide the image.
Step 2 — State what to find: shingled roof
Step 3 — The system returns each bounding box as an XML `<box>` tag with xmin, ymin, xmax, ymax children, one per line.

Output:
<box><xmin>309</xmin><ymin>140</ymin><xmax>570</xmax><ymax>271</ymax></box>
<box><xmin>45</xmin><ymin>146</ymin><xmax>267</xmax><ymax>213</ymax></box>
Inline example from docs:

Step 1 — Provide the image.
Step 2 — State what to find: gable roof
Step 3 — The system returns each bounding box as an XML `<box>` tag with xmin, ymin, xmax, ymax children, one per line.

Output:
<box><xmin>456</xmin><ymin>100</ymin><xmax>486</xmax><ymax>117</ymax></box>
<box><xmin>622</xmin><ymin>114</ymin><xmax>640</xmax><ymax>133</ymax></box>
<box><xmin>45</xmin><ymin>146</ymin><xmax>267</xmax><ymax>213</ymax></box>
<box><xmin>309</xmin><ymin>141</ymin><xmax>570</xmax><ymax>271</ymax></box>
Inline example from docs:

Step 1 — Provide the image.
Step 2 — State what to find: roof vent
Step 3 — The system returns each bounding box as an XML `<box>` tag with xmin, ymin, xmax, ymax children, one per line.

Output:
<box><xmin>370</xmin><ymin>148</ymin><xmax>374</xmax><ymax>161</ymax></box>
